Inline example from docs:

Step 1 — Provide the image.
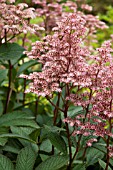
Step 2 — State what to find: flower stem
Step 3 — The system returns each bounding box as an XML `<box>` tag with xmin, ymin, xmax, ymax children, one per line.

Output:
<box><xmin>3</xmin><ymin>60</ymin><xmax>12</xmax><ymax>114</ymax></box>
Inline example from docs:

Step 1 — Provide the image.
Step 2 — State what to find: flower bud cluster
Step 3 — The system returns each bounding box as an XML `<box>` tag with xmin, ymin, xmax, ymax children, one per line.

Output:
<box><xmin>21</xmin><ymin>1</ymin><xmax>112</xmax><ymax>148</ymax></box>
<box><xmin>32</xmin><ymin>0</ymin><xmax>62</xmax><ymax>33</ymax></box>
<box><xmin>108</xmin><ymin>146</ymin><xmax>113</xmax><ymax>157</ymax></box>
<box><xmin>22</xmin><ymin>11</ymin><xmax>92</xmax><ymax>96</ymax></box>
<box><xmin>64</xmin><ymin>40</ymin><xmax>113</xmax><ymax>147</ymax></box>
<box><xmin>0</xmin><ymin>1</ymin><xmax>44</xmax><ymax>42</ymax></box>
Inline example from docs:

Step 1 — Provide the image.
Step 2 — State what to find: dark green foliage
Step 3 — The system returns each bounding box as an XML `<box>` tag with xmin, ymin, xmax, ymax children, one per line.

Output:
<box><xmin>0</xmin><ymin>154</ymin><xmax>14</xmax><ymax>170</ymax></box>
<box><xmin>0</xmin><ymin>43</ymin><xmax>24</xmax><ymax>61</ymax></box>
<box><xmin>35</xmin><ymin>155</ymin><xmax>69</xmax><ymax>170</ymax></box>
<box><xmin>16</xmin><ymin>146</ymin><xmax>36</xmax><ymax>170</ymax></box>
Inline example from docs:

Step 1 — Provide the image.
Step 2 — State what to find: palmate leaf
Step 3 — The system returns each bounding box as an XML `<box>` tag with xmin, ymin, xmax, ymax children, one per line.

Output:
<box><xmin>0</xmin><ymin>43</ymin><xmax>24</xmax><ymax>61</ymax></box>
<box><xmin>16</xmin><ymin>146</ymin><xmax>36</xmax><ymax>170</ymax></box>
<box><xmin>35</xmin><ymin>155</ymin><xmax>68</xmax><ymax>170</ymax></box>
<box><xmin>0</xmin><ymin>154</ymin><xmax>14</xmax><ymax>170</ymax></box>
<box><xmin>0</xmin><ymin>111</ymin><xmax>39</xmax><ymax>129</ymax></box>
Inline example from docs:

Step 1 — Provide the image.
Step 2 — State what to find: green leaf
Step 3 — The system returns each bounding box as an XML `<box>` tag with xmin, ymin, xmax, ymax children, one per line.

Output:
<box><xmin>0</xmin><ymin>154</ymin><xmax>14</xmax><ymax>170</ymax></box>
<box><xmin>39</xmin><ymin>140</ymin><xmax>51</xmax><ymax>161</ymax></box>
<box><xmin>72</xmin><ymin>164</ymin><xmax>86</xmax><ymax>170</ymax></box>
<box><xmin>16</xmin><ymin>146</ymin><xmax>36</xmax><ymax>170</ymax></box>
<box><xmin>0</xmin><ymin>43</ymin><xmax>24</xmax><ymax>61</ymax></box>
<box><xmin>35</xmin><ymin>155</ymin><xmax>68</xmax><ymax>170</ymax></box>
<box><xmin>0</xmin><ymin>100</ymin><xmax>3</xmax><ymax>116</ymax></box>
<box><xmin>9</xmin><ymin>119</ymin><xmax>39</xmax><ymax>129</ymax></box>
<box><xmin>67</xmin><ymin>106</ymin><xmax>84</xmax><ymax>118</ymax></box>
<box><xmin>0</xmin><ymin>69</ymin><xmax>8</xmax><ymax>83</ymax></box>
<box><xmin>17</xmin><ymin>60</ymin><xmax>37</xmax><ymax>76</ymax></box>
<box><xmin>2</xmin><ymin>145</ymin><xmax>20</xmax><ymax>154</ymax></box>
<box><xmin>51</xmin><ymin>95</ymin><xmax>63</xmax><ymax>112</ymax></box>
<box><xmin>80</xmin><ymin>136</ymin><xmax>94</xmax><ymax>147</ymax></box>
<box><xmin>0</xmin><ymin>111</ymin><xmax>39</xmax><ymax>128</ymax></box>
<box><xmin>43</xmin><ymin>125</ymin><xmax>66</xmax><ymax>153</ymax></box>
<box><xmin>86</xmin><ymin>148</ymin><xmax>104</xmax><ymax>166</ymax></box>
<box><xmin>48</xmin><ymin>132</ymin><xmax>67</xmax><ymax>153</ymax></box>
<box><xmin>0</xmin><ymin>133</ymin><xmax>36</xmax><ymax>143</ymax></box>
<box><xmin>110</xmin><ymin>158</ymin><xmax>113</xmax><ymax>166</ymax></box>
<box><xmin>29</xmin><ymin>129</ymin><xmax>40</xmax><ymax>141</ymax></box>
<box><xmin>0</xmin><ymin>111</ymin><xmax>33</xmax><ymax>122</ymax></box>
<box><xmin>44</xmin><ymin>125</ymin><xmax>65</xmax><ymax>133</ymax></box>
<box><xmin>92</xmin><ymin>143</ymin><xmax>106</xmax><ymax>154</ymax></box>
<box><xmin>11</xmin><ymin>126</ymin><xmax>35</xmax><ymax>136</ymax></box>
<box><xmin>40</xmin><ymin>139</ymin><xmax>52</xmax><ymax>153</ymax></box>
<box><xmin>0</xmin><ymin>127</ymin><xmax>9</xmax><ymax>146</ymax></box>
<box><xmin>98</xmin><ymin>159</ymin><xmax>112</xmax><ymax>170</ymax></box>
<box><xmin>10</xmin><ymin>126</ymin><xmax>36</xmax><ymax>146</ymax></box>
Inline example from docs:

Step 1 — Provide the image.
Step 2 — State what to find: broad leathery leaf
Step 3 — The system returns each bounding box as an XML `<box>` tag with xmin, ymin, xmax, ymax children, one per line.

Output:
<box><xmin>0</xmin><ymin>43</ymin><xmax>24</xmax><ymax>61</ymax></box>
<box><xmin>86</xmin><ymin>148</ymin><xmax>104</xmax><ymax>166</ymax></box>
<box><xmin>17</xmin><ymin>60</ymin><xmax>37</xmax><ymax>76</ymax></box>
<box><xmin>98</xmin><ymin>159</ymin><xmax>112</xmax><ymax>170</ymax></box>
<box><xmin>0</xmin><ymin>154</ymin><xmax>14</xmax><ymax>170</ymax></box>
<box><xmin>0</xmin><ymin>127</ymin><xmax>9</xmax><ymax>146</ymax></box>
<box><xmin>35</xmin><ymin>155</ymin><xmax>68</xmax><ymax>170</ymax></box>
<box><xmin>48</xmin><ymin>132</ymin><xmax>67</xmax><ymax>153</ymax></box>
<box><xmin>16</xmin><ymin>146</ymin><xmax>36</xmax><ymax>170</ymax></box>
<box><xmin>0</xmin><ymin>111</ymin><xmax>39</xmax><ymax>128</ymax></box>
